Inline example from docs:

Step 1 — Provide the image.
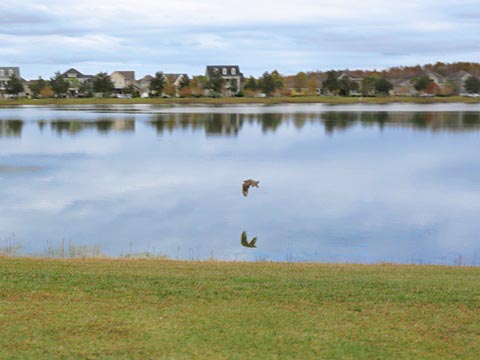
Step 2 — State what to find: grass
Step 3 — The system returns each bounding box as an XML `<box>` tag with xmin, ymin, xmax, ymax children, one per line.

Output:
<box><xmin>2</xmin><ymin>95</ymin><xmax>480</xmax><ymax>107</ymax></box>
<box><xmin>1</xmin><ymin>258</ymin><xmax>480</xmax><ymax>358</ymax></box>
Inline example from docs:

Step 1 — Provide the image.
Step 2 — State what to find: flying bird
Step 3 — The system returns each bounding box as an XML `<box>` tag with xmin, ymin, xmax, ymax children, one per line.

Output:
<box><xmin>241</xmin><ymin>231</ymin><xmax>257</xmax><ymax>248</ymax></box>
<box><xmin>242</xmin><ymin>179</ymin><xmax>259</xmax><ymax>197</ymax></box>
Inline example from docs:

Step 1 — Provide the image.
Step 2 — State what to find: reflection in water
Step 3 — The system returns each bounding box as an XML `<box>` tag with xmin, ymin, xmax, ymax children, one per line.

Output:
<box><xmin>241</xmin><ymin>231</ymin><xmax>257</xmax><ymax>248</ymax></box>
<box><xmin>2</xmin><ymin>105</ymin><xmax>480</xmax><ymax>264</ymax></box>
<box><xmin>0</xmin><ymin>120</ymin><xmax>23</xmax><ymax>137</ymax></box>
<box><xmin>2</xmin><ymin>112</ymin><xmax>480</xmax><ymax>138</ymax></box>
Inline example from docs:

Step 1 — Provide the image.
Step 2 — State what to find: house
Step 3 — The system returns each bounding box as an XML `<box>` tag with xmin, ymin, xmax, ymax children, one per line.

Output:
<box><xmin>0</xmin><ymin>67</ymin><xmax>21</xmax><ymax>97</ymax></box>
<box><xmin>110</xmin><ymin>71</ymin><xmax>136</xmax><ymax>94</ymax></box>
<box><xmin>390</xmin><ymin>78</ymin><xmax>416</xmax><ymax>96</ymax></box>
<box><xmin>447</xmin><ymin>71</ymin><xmax>473</xmax><ymax>94</ymax></box>
<box><xmin>425</xmin><ymin>70</ymin><xmax>446</xmax><ymax>87</ymax></box>
<box><xmin>205</xmin><ymin>65</ymin><xmax>244</xmax><ymax>94</ymax></box>
<box><xmin>164</xmin><ymin>73</ymin><xmax>188</xmax><ymax>88</ymax></box>
<box><xmin>137</xmin><ymin>75</ymin><xmax>154</xmax><ymax>98</ymax></box>
<box><xmin>337</xmin><ymin>71</ymin><xmax>363</xmax><ymax>95</ymax></box>
<box><xmin>61</xmin><ymin>68</ymin><xmax>94</xmax><ymax>97</ymax></box>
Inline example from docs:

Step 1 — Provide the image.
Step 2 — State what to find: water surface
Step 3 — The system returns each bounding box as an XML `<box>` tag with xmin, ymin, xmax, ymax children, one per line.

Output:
<box><xmin>1</xmin><ymin>103</ymin><xmax>480</xmax><ymax>264</ymax></box>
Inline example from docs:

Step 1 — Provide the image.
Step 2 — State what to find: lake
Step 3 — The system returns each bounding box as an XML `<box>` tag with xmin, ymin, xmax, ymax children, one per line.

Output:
<box><xmin>1</xmin><ymin>103</ymin><xmax>480</xmax><ymax>264</ymax></box>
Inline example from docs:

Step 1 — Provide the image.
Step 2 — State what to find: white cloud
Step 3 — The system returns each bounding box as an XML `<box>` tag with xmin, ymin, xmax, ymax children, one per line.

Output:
<box><xmin>1</xmin><ymin>1</ymin><xmax>479</xmax><ymax>78</ymax></box>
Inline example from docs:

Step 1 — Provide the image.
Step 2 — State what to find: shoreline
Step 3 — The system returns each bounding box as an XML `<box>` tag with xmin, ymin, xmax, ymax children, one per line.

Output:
<box><xmin>1</xmin><ymin>95</ymin><xmax>480</xmax><ymax>107</ymax></box>
<box><xmin>0</xmin><ymin>256</ymin><xmax>477</xmax><ymax>267</ymax></box>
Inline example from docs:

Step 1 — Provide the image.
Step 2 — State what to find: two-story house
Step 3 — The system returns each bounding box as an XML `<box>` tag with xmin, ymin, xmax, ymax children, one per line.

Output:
<box><xmin>205</xmin><ymin>65</ymin><xmax>244</xmax><ymax>94</ymax></box>
<box><xmin>62</xmin><ymin>68</ymin><xmax>94</xmax><ymax>97</ymax></box>
<box><xmin>110</xmin><ymin>71</ymin><xmax>136</xmax><ymax>94</ymax></box>
<box><xmin>0</xmin><ymin>67</ymin><xmax>22</xmax><ymax>97</ymax></box>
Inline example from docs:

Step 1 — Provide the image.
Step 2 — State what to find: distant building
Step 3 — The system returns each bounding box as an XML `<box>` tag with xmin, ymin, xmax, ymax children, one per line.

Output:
<box><xmin>137</xmin><ymin>75</ymin><xmax>154</xmax><ymax>98</ymax></box>
<box><xmin>61</xmin><ymin>68</ymin><xmax>94</xmax><ymax>97</ymax></box>
<box><xmin>0</xmin><ymin>67</ymin><xmax>21</xmax><ymax>95</ymax></box>
<box><xmin>337</xmin><ymin>71</ymin><xmax>363</xmax><ymax>95</ymax></box>
<box><xmin>447</xmin><ymin>71</ymin><xmax>473</xmax><ymax>94</ymax></box>
<box><xmin>110</xmin><ymin>71</ymin><xmax>136</xmax><ymax>94</ymax></box>
<box><xmin>205</xmin><ymin>65</ymin><xmax>244</xmax><ymax>94</ymax></box>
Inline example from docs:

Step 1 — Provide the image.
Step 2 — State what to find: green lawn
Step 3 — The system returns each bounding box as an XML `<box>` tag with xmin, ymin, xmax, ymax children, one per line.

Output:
<box><xmin>1</xmin><ymin>95</ymin><xmax>480</xmax><ymax>106</ymax></box>
<box><xmin>1</xmin><ymin>258</ymin><xmax>479</xmax><ymax>358</ymax></box>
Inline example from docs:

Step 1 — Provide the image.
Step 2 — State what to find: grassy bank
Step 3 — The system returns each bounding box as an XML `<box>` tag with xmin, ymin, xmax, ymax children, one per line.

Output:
<box><xmin>1</xmin><ymin>258</ymin><xmax>479</xmax><ymax>358</ymax></box>
<box><xmin>1</xmin><ymin>95</ymin><xmax>480</xmax><ymax>107</ymax></box>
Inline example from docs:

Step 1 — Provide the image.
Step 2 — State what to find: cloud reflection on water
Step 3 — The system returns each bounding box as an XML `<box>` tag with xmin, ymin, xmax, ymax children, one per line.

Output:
<box><xmin>1</xmin><ymin>105</ymin><xmax>480</xmax><ymax>264</ymax></box>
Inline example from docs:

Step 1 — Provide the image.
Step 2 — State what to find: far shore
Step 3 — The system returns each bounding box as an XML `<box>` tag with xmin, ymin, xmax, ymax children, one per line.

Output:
<box><xmin>1</xmin><ymin>95</ymin><xmax>480</xmax><ymax>107</ymax></box>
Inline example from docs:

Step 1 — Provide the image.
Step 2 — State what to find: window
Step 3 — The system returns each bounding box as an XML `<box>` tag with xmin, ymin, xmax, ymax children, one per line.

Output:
<box><xmin>213</xmin><ymin>68</ymin><xmax>219</xmax><ymax>74</ymax></box>
<box><xmin>8</xmin><ymin>69</ymin><xmax>13</xmax><ymax>76</ymax></box>
<box><xmin>231</xmin><ymin>68</ymin><xmax>236</xmax><ymax>75</ymax></box>
<box><xmin>0</xmin><ymin>70</ymin><xmax>4</xmax><ymax>77</ymax></box>
<box><xmin>222</xmin><ymin>68</ymin><xmax>227</xmax><ymax>75</ymax></box>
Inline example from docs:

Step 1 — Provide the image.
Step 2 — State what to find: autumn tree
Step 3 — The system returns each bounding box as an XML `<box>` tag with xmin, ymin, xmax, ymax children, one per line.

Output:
<box><xmin>293</xmin><ymin>72</ymin><xmax>308</xmax><ymax>91</ymax></box>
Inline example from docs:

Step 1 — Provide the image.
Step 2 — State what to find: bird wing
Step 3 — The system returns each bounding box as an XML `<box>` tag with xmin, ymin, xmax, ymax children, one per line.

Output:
<box><xmin>249</xmin><ymin>237</ymin><xmax>257</xmax><ymax>248</ymax></box>
<box><xmin>241</xmin><ymin>231</ymin><xmax>248</xmax><ymax>246</ymax></box>
<box><xmin>242</xmin><ymin>182</ymin><xmax>249</xmax><ymax>197</ymax></box>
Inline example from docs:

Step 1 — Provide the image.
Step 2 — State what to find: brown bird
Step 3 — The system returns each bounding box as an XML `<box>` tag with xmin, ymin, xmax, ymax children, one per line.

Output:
<box><xmin>241</xmin><ymin>231</ymin><xmax>257</xmax><ymax>248</ymax></box>
<box><xmin>242</xmin><ymin>179</ymin><xmax>259</xmax><ymax>197</ymax></box>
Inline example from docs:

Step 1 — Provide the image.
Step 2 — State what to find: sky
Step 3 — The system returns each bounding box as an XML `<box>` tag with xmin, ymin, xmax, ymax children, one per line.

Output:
<box><xmin>1</xmin><ymin>0</ymin><xmax>479</xmax><ymax>79</ymax></box>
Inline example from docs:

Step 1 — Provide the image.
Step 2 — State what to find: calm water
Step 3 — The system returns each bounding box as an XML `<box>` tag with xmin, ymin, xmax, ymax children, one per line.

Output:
<box><xmin>2</xmin><ymin>103</ymin><xmax>480</xmax><ymax>264</ymax></box>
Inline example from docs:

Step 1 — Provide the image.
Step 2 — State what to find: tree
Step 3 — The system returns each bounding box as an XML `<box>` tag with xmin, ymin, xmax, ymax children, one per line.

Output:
<box><xmin>164</xmin><ymin>82</ymin><xmax>177</xmax><ymax>97</ymax></box>
<box><xmin>293</xmin><ymin>72</ymin><xmax>308</xmax><ymax>91</ymax></box>
<box><xmin>259</xmin><ymin>71</ymin><xmax>275</xmax><ymax>96</ymax></box>
<box><xmin>322</xmin><ymin>71</ymin><xmax>339</xmax><ymax>94</ymax></box>
<box><xmin>207</xmin><ymin>71</ymin><xmax>225</xmax><ymax>94</ymax></box>
<box><xmin>374</xmin><ymin>77</ymin><xmax>393</xmax><ymax>95</ymax></box>
<box><xmin>179</xmin><ymin>75</ymin><xmax>190</xmax><ymax>89</ymax></box>
<box><xmin>361</xmin><ymin>77</ymin><xmax>376</xmax><ymax>96</ymax></box>
<box><xmin>338</xmin><ymin>77</ymin><xmax>358</xmax><ymax>96</ymax></box>
<box><xmin>92</xmin><ymin>72</ymin><xmax>114</xmax><ymax>94</ymax></box>
<box><xmin>150</xmin><ymin>71</ymin><xmax>166</xmax><ymax>96</ymax></box>
<box><xmin>49</xmin><ymin>71</ymin><xmax>69</xmax><ymax>96</ymax></box>
<box><xmin>414</xmin><ymin>76</ymin><xmax>433</xmax><ymax>92</ymax></box>
<box><xmin>30</xmin><ymin>77</ymin><xmax>47</xmax><ymax>98</ymax></box>
<box><xmin>465</xmin><ymin>76</ymin><xmax>480</xmax><ymax>94</ymax></box>
<box><xmin>271</xmin><ymin>70</ymin><xmax>284</xmax><ymax>90</ymax></box>
<box><xmin>5</xmin><ymin>74</ymin><xmax>24</xmax><ymax>96</ymax></box>
<box><xmin>425</xmin><ymin>82</ymin><xmax>441</xmax><ymax>95</ymax></box>
<box><xmin>244</xmin><ymin>76</ymin><xmax>258</xmax><ymax>90</ymax></box>
<box><xmin>78</xmin><ymin>81</ymin><xmax>93</xmax><ymax>97</ymax></box>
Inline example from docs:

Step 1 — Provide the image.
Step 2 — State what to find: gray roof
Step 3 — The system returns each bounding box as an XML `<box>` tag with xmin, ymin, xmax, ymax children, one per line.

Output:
<box><xmin>447</xmin><ymin>71</ymin><xmax>472</xmax><ymax>80</ymax></box>
<box><xmin>62</xmin><ymin>68</ymin><xmax>94</xmax><ymax>79</ymax></box>
<box><xmin>206</xmin><ymin>65</ymin><xmax>243</xmax><ymax>78</ymax></box>
<box><xmin>113</xmin><ymin>71</ymin><xmax>135</xmax><ymax>81</ymax></box>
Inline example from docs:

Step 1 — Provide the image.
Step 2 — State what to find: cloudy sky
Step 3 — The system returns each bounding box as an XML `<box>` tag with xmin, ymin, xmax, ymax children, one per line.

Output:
<box><xmin>1</xmin><ymin>0</ymin><xmax>479</xmax><ymax>79</ymax></box>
